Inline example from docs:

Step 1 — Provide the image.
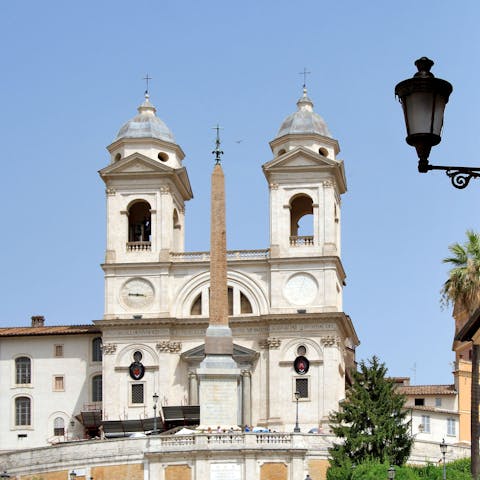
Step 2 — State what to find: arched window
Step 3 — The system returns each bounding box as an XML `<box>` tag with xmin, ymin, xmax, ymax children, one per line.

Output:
<box><xmin>289</xmin><ymin>195</ymin><xmax>314</xmax><ymax>246</ymax></box>
<box><xmin>53</xmin><ymin>417</ymin><xmax>65</xmax><ymax>436</ymax></box>
<box><xmin>15</xmin><ymin>397</ymin><xmax>31</xmax><ymax>426</ymax></box>
<box><xmin>127</xmin><ymin>201</ymin><xmax>151</xmax><ymax>251</ymax></box>
<box><xmin>92</xmin><ymin>337</ymin><xmax>102</xmax><ymax>362</ymax></box>
<box><xmin>173</xmin><ymin>208</ymin><xmax>181</xmax><ymax>251</ymax></box>
<box><xmin>190</xmin><ymin>293</ymin><xmax>202</xmax><ymax>315</ymax></box>
<box><xmin>15</xmin><ymin>357</ymin><xmax>31</xmax><ymax>384</ymax></box>
<box><xmin>190</xmin><ymin>286</ymin><xmax>253</xmax><ymax>316</ymax></box>
<box><xmin>92</xmin><ymin>375</ymin><xmax>102</xmax><ymax>402</ymax></box>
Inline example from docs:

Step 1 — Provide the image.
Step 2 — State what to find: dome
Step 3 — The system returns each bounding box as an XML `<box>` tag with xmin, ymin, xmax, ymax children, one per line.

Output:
<box><xmin>276</xmin><ymin>88</ymin><xmax>332</xmax><ymax>138</ymax></box>
<box><xmin>116</xmin><ymin>94</ymin><xmax>175</xmax><ymax>143</ymax></box>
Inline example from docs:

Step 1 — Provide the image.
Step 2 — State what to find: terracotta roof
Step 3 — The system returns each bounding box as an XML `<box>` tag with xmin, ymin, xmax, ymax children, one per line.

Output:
<box><xmin>406</xmin><ymin>405</ymin><xmax>459</xmax><ymax>415</ymax></box>
<box><xmin>396</xmin><ymin>384</ymin><xmax>456</xmax><ymax>395</ymax></box>
<box><xmin>0</xmin><ymin>325</ymin><xmax>100</xmax><ymax>337</ymax></box>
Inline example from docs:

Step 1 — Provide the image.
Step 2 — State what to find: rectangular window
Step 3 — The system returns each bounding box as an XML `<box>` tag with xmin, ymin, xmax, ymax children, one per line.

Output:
<box><xmin>53</xmin><ymin>376</ymin><xmax>64</xmax><ymax>391</ymax></box>
<box><xmin>447</xmin><ymin>418</ymin><xmax>456</xmax><ymax>436</ymax></box>
<box><xmin>435</xmin><ymin>397</ymin><xmax>442</xmax><ymax>407</ymax></box>
<box><xmin>421</xmin><ymin>415</ymin><xmax>431</xmax><ymax>433</ymax></box>
<box><xmin>54</xmin><ymin>345</ymin><xmax>64</xmax><ymax>357</ymax></box>
<box><xmin>295</xmin><ymin>378</ymin><xmax>309</xmax><ymax>399</ymax></box>
<box><xmin>131</xmin><ymin>383</ymin><xmax>144</xmax><ymax>404</ymax></box>
<box><xmin>414</xmin><ymin>398</ymin><xmax>425</xmax><ymax>406</ymax></box>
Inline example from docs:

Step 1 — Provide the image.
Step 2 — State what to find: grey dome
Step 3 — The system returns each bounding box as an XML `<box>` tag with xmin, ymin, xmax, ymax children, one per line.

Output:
<box><xmin>277</xmin><ymin>89</ymin><xmax>331</xmax><ymax>138</ymax></box>
<box><xmin>116</xmin><ymin>95</ymin><xmax>175</xmax><ymax>143</ymax></box>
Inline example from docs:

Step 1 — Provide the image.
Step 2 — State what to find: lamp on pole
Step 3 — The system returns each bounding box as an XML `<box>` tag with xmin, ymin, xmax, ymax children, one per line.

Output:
<box><xmin>395</xmin><ymin>57</ymin><xmax>480</xmax><ymax>189</ymax></box>
<box><xmin>440</xmin><ymin>438</ymin><xmax>448</xmax><ymax>480</ymax></box>
<box><xmin>305</xmin><ymin>475</ymin><xmax>312</xmax><ymax>480</ymax></box>
<box><xmin>387</xmin><ymin>466</ymin><xmax>396</xmax><ymax>480</ymax></box>
<box><xmin>0</xmin><ymin>471</ymin><xmax>11</xmax><ymax>480</ymax></box>
<box><xmin>69</xmin><ymin>471</ymin><xmax>77</xmax><ymax>480</ymax></box>
<box><xmin>294</xmin><ymin>391</ymin><xmax>300</xmax><ymax>433</ymax></box>
<box><xmin>152</xmin><ymin>392</ymin><xmax>159</xmax><ymax>434</ymax></box>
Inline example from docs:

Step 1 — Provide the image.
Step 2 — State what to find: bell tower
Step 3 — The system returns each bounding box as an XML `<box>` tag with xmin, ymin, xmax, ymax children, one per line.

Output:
<box><xmin>99</xmin><ymin>93</ymin><xmax>193</xmax><ymax>319</ymax></box>
<box><xmin>263</xmin><ymin>88</ymin><xmax>347</xmax><ymax>314</ymax></box>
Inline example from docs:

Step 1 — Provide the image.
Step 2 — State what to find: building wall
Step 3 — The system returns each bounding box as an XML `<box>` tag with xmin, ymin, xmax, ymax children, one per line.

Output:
<box><xmin>0</xmin><ymin>333</ymin><xmax>101</xmax><ymax>451</ymax></box>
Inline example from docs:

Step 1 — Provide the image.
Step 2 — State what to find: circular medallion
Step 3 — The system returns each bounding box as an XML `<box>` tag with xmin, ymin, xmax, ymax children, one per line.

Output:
<box><xmin>121</xmin><ymin>278</ymin><xmax>155</xmax><ymax>309</ymax></box>
<box><xmin>284</xmin><ymin>273</ymin><xmax>318</xmax><ymax>306</ymax></box>
<box><xmin>294</xmin><ymin>356</ymin><xmax>310</xmax><ymax>375</ymax></box>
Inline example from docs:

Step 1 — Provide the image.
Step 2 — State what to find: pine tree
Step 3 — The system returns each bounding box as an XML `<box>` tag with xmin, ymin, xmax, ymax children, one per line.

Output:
<box><xmin>329</xmin><ymin>356</ymin><xmax>413</xmax><ymax>468</ymax></box>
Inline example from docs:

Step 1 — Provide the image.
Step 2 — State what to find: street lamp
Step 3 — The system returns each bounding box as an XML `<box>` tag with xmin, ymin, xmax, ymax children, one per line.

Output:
<box><xmin>294</xmin><ymin>391</ymin><xmax>300</xmax><ymax>433</ymax></box>
<box><xmin>395</xmin><ymin>57</ymin><xmax>480</xmax><ymax>189</ymax></box>
<box><xmin>387</xmin><ymin>466</ymin><xmax>396</xmax><ymax>480</ymax></box>
<box><xmin>0</xmin><ymin>471</ymin><xmax>11</xmax><ymax>480</ymax></box>
<box><xmin>440</xmin><ymin>438</ymin><xmax>448</xmax><ymax>480</ymax></box>
<box><xmin>152</xmin><ymin>392</ymin><xmax>159</xmax><ymax>434</ymax></box>
<box><xmin>69</xmin><ymin>471</ymin><xmax>77</xmax><ymax>480</ymax></box>
<box><xmin>305</xmin><ymin>475</ymin><xmax>312</xmax><ymax>480</ymax></box>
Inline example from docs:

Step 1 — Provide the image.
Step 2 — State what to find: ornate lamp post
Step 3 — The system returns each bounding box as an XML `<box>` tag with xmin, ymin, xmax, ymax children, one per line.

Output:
<box><xmin>395</xmin><ymin>57</ymin><xmax>480</xmax><ymax>188</ymax></box>
<box><xmin>152</xmin><ymin>392</ymin><xmax>159</xmax><ymax>434</ymax></box>
<box><xmin>294</xmin><ymin>391</ymin><xmax>300</xmax><ymax>433</ymax></box>
<box><xmin>387</xmin><ymin>466</ymin><xmax>396</xmax><ymax>480</ymax></box>
<box><xmin>440</xmin><ymin>438</ymin><xmax>448</xmax><ymax>480</ymax></box>
<box><xmin>69</xmin><ymin>471</ymin><xmax>77</xmax><ymax>480</ymax></box>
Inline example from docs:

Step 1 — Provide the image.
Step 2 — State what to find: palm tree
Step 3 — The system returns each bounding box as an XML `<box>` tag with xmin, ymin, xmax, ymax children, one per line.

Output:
<box><xmin>443</xmin><ymin>230</ymin><xmax>480</xmax><ymax>480</ymax></box>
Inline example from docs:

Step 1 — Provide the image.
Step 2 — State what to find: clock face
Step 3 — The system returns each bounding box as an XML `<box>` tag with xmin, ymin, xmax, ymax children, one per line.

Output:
<box><xmin>284</xmin><ymin>273</ymin><xmax>318</xmax><ymax>306</ymax></box>
<box><xmin>120</xmin><ymin>278</ymin><xmax>155</xmax><ymax>309</ymax></box>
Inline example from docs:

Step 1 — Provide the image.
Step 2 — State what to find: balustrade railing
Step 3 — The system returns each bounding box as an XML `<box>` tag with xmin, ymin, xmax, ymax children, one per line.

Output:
<box><xmin>289</xmin><ymin>236</ymin><xmax>314</xmax><ymax>246</ymax></box>
<box><xmin>171</xmin><ymin>249</ymin><xmax>270</xmax><ymax>262</ymax></box>
<box><xmin>126</xmin><ymin>241</ymin><xmax>151</xmax><ymax>252</ymax></box>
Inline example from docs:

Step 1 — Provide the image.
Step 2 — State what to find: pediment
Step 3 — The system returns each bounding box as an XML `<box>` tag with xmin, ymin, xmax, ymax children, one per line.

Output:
<box><xmin>181</xmin><ymin>343</ymin><xmax>259</xmax><ymax>364</ymax></box>
<box><xmin>99</xmin><ymin>152</ymin><xmax>175</xmax><ymax>177</ymax></box>
<box><xmin>262</xmin><ymin>146</ymin><xmax>336</xmax><ymax>172</ymax></box>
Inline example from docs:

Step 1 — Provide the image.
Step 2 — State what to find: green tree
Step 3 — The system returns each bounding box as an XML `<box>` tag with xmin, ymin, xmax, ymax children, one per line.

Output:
<box><xmin>442</xmin><ymin>230</ymin><xmax>480</xmax><ymax>480</ymax></box>
<box><xmin>328</xmin><ymin>356</ymin><xmax>412</xmax><ymax>470</ymax></box>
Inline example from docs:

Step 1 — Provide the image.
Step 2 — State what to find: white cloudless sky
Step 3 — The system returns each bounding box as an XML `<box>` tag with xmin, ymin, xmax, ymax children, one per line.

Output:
<box><xmin>1</xmin><ymin>1</ymin><xmax>479</xmax><ymax>385</ymax></box>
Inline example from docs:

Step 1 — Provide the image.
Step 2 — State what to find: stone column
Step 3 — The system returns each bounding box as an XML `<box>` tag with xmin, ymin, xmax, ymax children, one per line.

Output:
<box><xmin>242</xmin><ymin>370</ymin><xmax>252</xmax><ymax>426</ymax></box>
<box><xmin>189</xmin><ymin>372</ymin><xmax>198</xmax><ymax>405</ymax></box>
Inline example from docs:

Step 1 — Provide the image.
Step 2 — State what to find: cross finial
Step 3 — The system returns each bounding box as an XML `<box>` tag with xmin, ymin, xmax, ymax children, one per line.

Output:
<box><xmin>143</xmin><ymin>73</ymin><xmax>152</xmax><ymax>96</ymax></box>
<box><xmin>212</xmin><ymin>124</ymin><xmax>224</xmax><ymax>164</ymax></box>
<box><xmin>299</xmin><ymin>67</ymin><xmax>311</xmax><ymax>89</ymax></box>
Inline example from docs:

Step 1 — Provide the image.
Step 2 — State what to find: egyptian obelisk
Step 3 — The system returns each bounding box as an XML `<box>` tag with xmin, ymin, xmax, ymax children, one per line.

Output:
<box><xmin>197</xmin><ymin>127</ymin><xmax>240</xmax><ymax>429</ymax></box>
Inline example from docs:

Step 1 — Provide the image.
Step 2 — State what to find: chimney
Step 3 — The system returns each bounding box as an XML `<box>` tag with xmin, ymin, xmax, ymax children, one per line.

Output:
<box><xmin>31</xmin><ymin>316</ymin><xmax>45</xmax><ymax>327</ymax></box>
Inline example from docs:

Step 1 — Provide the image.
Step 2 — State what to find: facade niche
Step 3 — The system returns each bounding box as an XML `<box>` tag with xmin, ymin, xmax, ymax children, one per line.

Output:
<box><xmin>127</xmin><ymin>201</ymin><xmax>151</xmax><ymax>251</ymax></box>
<box><xmin>289</xmin><ymin>195</ymin><xmax>314</xmax><ymax>246</ymax></box>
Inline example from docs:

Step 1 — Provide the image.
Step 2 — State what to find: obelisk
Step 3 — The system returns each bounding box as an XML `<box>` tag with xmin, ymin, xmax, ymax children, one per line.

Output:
<box><xmin>197</xmin><ymin>127</ymin><xmax>240</xmax><ymax>429</ymax></box>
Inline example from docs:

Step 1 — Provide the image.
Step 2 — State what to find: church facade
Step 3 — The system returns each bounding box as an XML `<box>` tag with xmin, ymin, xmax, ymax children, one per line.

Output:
<box><xmin>0</xmin><ymin>88</ymin><xmax>362</xmax><ymax>478</ymax></box>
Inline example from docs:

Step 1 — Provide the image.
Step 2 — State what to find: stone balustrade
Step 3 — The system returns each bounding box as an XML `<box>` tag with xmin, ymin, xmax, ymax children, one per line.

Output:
<box><xmin>289</xmin><ymin>235</ymin><xmax>314</xmax><ymax>246</ymax></box>
<box><xmin>171</xmin><ymin>249</ymin><xmax>270</xmax><ymax>262</ymax></box>
<box><xmin>126</xmin><ymin>241</ymin><xmax>152</xmax><ymax>252</ymax></box>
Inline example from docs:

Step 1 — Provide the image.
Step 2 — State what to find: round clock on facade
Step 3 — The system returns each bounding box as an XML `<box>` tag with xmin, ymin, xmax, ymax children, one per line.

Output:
<box><xmin>120</xmin><ymin>278</ymin><xmax>155</xmax><ymax>309</ymax></box>
<box><xmin>284</xmin><ymin>273</ymin><xmax>318</xmax><ymax>306</ymax></box>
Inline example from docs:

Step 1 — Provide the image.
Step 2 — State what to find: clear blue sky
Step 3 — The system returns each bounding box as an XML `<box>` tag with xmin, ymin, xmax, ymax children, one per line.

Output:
<box><xmin>1</xmin><ymin>1</ymin><xmax>479</xmax><ymax>385</ymax></box>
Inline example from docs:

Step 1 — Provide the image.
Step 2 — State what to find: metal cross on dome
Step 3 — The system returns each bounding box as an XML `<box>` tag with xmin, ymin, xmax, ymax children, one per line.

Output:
<box><xmin>143</xmin><ymin>74</ymin><xmax>152</xmax><ymax>95</ymax></box>
<box><xmin>299</xmin><ymin>67</ymin><xmax>311</xmax><ymax>88</ymax></box>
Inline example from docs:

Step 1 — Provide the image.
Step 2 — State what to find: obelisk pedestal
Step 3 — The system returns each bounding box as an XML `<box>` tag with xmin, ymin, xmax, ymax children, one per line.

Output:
<box><xmin>197</xmin><ymin>150</ymin><xmax>240</xmax><ymax>430</ymax></box>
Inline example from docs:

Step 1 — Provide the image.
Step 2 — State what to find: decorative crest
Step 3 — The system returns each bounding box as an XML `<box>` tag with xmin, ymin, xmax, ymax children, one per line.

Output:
<box><xmin>212</xmin><ymin>124</ymin><xmax>224</xmax><ymax>164</ymax></box>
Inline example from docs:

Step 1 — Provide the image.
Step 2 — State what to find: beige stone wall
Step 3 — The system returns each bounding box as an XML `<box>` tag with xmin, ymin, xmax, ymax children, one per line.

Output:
<box><xmin>91</xmin><ymin>463</ymin><xmax>143</xmax><ymax>480</ymax></box>
<box><xmin>456</xmin><ymin>359</ymin><xmax>472</xmax><ymax>442</ymax></box>
<box><xmin>165</xmin><ymin>465</ymin><xmax>191</xmax><ymax>480</ymax></box>
<box><xmin>21</xmin><ymin>471</ymin><xmax>69</xmax><ymax>480</ymax></box>
<box><xmin>308</xmin><ymin>459</ymin><xmax>330</xmax><ymax>480</ymax></box>
<box><xmin>260</xmin><ymin>462</ymin><xmax>287</xmax><ymax>480</ymax></box>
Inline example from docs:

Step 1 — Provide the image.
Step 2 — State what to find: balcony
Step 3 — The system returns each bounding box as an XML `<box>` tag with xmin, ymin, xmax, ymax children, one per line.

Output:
<box><xmin>290</xmin><ymin>236</ymin><xmax>314</xmax><ymax>246</ymax></box>
<box><xmin>127</xmin><ymin>241</ymin><xmax>151</xmax><ymax>252</ymax></box>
